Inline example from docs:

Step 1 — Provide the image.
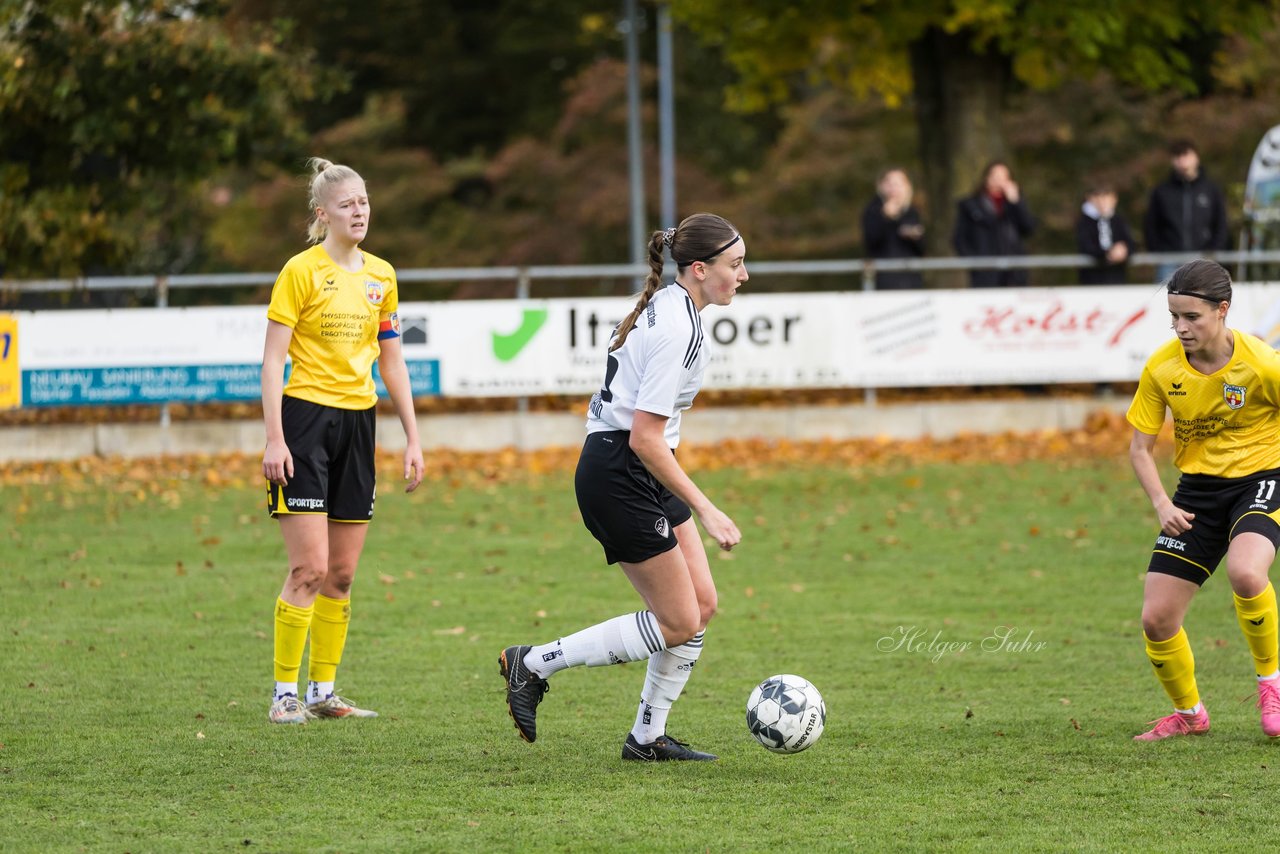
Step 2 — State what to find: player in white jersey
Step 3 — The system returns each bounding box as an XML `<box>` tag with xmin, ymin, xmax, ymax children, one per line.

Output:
<box><xmin>499</xmin><ymin>213</ymin><xmax>747</xmax><ymax>761</ymax></box>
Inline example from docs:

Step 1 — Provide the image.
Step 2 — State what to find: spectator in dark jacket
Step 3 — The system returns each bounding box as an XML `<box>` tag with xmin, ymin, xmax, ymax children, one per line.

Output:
<box><xmin>861</xmin><ymin>168</ymin><xmax>925</xmax><ymax>289</ymax></box>
<box><xmin>1144</xmin><ymin>140</ymin><xmax>1229</xmax><ymax>281</ymax></box>
<box><xmin>953</xmin><ymin>161</ymin><xmax>1035</xmax><ymax>287</ymax></box>
<box><xmin>1076</xmin><ymin>185</ymin><xmax>1134</xmax><ymax>284</ymax></box>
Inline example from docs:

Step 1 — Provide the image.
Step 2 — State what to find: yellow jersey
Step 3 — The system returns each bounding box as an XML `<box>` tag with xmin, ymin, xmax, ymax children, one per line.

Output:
<box><xmin>266</xmin><ymin>244</ymin><xmax>401</xmax><ymax>410</ymax></box>
<box><xmin>1127</xmin><ymin>330</ymin><xmax>1280</xmax><ymax>477</ymax></box>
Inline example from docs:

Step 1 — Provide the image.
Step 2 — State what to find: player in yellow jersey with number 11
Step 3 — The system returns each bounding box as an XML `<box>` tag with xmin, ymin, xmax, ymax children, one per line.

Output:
<box><xmin>1127</xmin><ymin>259</ymin><xmax>1280</xmax><ymax>740</ymax></box>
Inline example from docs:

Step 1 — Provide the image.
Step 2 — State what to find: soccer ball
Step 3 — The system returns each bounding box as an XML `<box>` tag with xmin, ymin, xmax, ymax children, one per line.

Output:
<box><xmin>745</xmin><ymin>674</ymin><xmax>826</xmax><ymax>754</ymax></box>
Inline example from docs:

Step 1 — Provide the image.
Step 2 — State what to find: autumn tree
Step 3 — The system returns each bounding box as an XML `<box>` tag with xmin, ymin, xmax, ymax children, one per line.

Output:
<box><xmin>674</xmin><ymin>0</ymin><xmax>1279</xmax><ymax>264</ymax></box>
<box><xmin>0</xmin><ymin>0</ymin><xmax>329</xmax><ymax>278</ymax></box>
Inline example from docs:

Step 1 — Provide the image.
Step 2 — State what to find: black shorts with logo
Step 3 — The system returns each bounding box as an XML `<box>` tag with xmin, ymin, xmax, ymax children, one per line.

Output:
<box><xmin>1148</xmin><ymin>466</ymin><xmax>1280</xmax><ymax>585</ymax></box>
<box><xmin>266</xmin><ymin>396</ymin><xmax>377</xmax><ymax>523</ymax></box>
<box><xmin>574</xmin><ymin>430</ymin><xmax>691</xmax><ymax>565</ymax></box>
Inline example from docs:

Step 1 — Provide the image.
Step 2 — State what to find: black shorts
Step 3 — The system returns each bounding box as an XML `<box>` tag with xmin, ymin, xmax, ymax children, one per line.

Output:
<box><xmin>574</xmin><ymin>430</ymin><xmax>692</xmax><ymax>565</ymax></box>
<box><xmin>266</xmin><ymin>396</ymin><xmax>377</xmax><ymax>523</ymax></box>
<box><xmin>1148</xmin><ymin>466</ymin><xmax>1280</xmax><ymax>585</ymax></box>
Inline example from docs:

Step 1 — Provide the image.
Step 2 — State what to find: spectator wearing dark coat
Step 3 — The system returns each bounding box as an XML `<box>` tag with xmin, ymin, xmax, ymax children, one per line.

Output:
<box><xmin>953</xmin><ymin>161</ymin><xmax>1036</xmax><ymax>287</ymax></box>
<box><xmin>1144</xmin><ymin>139</ymin><xmax>1229</xmax><ymax>282</ymax></box>
<box><xmin>1076</xmin><ymin>185</ymin><xmax>1135</xmax><ymax>284</ymax></box>
<box><xmin>861</xmin><ymin>168</ymin><xmax>925</xmax><ymax>289</ymax></box>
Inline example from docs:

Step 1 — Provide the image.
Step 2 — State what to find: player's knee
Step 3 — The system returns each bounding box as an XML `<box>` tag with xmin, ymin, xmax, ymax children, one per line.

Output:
<box><xmin>288</xmin><ymin>562</ymin><xmax>327</xmax><ymax>593</ymax></box>
<box><xmin>661</xmin><ymin>608</ymin><xmax>702</xmax><ymax>646</ymax></box>
<box><xmin>1225</xmin><ymin>564</ymin><xmax>1270</xmax><ymax>598</ymax></box>
<box><xmin>326</xmin><ymin>567</ymin><xmax>355</xmax><ymax>596</ymax></box>
<box><xmin>698</xmin><ymin>596</ymin><xmax>718</xmax><ymax>631</ymax></box>
<box><xmin>1140</xmin><ymin>608</ymin><xmax>1180</xmax><ymax>641</ymax></box>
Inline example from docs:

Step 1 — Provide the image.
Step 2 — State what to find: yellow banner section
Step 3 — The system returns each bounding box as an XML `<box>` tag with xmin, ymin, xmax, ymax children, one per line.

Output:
<box><xmin>0</xmin><ymin>314</ymin><xmax>18</xmax><ymax>409</ymax></box>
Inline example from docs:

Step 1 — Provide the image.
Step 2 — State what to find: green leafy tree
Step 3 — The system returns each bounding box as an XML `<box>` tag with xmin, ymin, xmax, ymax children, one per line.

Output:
<box><xmin>227</xmin><ymin>0</ymin><xmax>614</xmax><ymax>160</ymax></box>
<box><xmin>0</xmin><ymin>0</ymin><xmax>329</xmax><ymax>279</ymax></box>
<box><xmin>675</xmin><ymin>0</ymin><xmax>1279</xmax><ymax>264</ymax></box>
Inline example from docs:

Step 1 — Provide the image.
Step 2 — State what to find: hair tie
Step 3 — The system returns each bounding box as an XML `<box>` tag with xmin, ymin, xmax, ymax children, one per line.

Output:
<box><xmin>662</xmin><ymin>227</ymin><xmax>677</xmax><ymax>247</ymax></box>
<box><xmin>1167</xmin><ymin>288</ymin><xmax>1225</xmax><ymax>304</ymax></box>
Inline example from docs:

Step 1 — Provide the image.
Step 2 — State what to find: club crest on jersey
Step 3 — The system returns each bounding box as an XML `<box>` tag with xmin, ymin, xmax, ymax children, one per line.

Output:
<box><xmin>655</xmin><ymin>516</ymin><xmax>670</xmax><ymax>538</ymax></box>
<box><xmin>365</xmin><ymin>281</ymin><xmax>384</xmax><ymax>304</ymax></box>
<box><xmin>1223</xmin><ymin>383</ymin><xmax>1246</xmax><ymax>410</ymax></box>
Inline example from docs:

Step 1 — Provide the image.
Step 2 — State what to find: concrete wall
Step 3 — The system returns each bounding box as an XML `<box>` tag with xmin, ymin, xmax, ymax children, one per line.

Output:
<box><xmin>0</xmin><ymin>397</ymin><xmax>1130</xmax><ymax>462</ymax></box>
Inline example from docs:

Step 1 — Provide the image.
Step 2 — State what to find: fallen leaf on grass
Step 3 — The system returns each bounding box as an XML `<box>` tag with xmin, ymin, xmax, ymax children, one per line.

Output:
<box><xmin>433</xmin><ymin>626</ymin><xmax>466</xmax><ymax>636</ymax></box>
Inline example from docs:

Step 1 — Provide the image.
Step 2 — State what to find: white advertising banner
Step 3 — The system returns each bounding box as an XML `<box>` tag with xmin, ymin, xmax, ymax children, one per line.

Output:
<box><xmin>10</xmin><ymin>284</ymin><xmax>1280</xmax><ymax>406</ymax></box>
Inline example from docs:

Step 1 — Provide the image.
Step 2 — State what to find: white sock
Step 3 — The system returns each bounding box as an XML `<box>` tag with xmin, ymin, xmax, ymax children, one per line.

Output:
<box><xmin>631</xmin><ymin>701</ymin><xmax>670</xmax><ymax>745</ymax></box>
<box><xmin>1259</xmin><ymin>671</ymin><xmax>1279</xmax><ymax>683</ymax></box>
<box><xmin>274</xmin><ymin>681</ymin><xmax>298</xmax><ymax>701</ymax></box>
<box><xmin>525</xmin><ymin>611</ymin><xmax>666</xmax><ymax>679</ymax></box>
<box><xmin>1175</xmin><ymin>702</ymin><xmax>1203</xmax><ymax>715</ymax></box>
<box><xmin>307</xmin><ymin>681</ymin><xmax>334</xmax><ymax>704</ymax></box>
<box><xmin>631</xmin><ymin>631</ymin><xmax>704</xmax><ymax>743</ymax></box>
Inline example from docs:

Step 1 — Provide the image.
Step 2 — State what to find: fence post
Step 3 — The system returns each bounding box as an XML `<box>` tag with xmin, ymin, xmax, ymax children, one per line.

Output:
<box><xmin>515</xmin><ymin>268</ymin><xmax>531</xmax><ymax>444</ymax></box>
<box><xmin>862</xmin><ymin>261</ymin><xmax>876</xmax><ymax>407</ymax></box>
<box><xmin>157</xmin><ymin>276</ymin><xmax>171</xmax><ymax>430</ymax></box>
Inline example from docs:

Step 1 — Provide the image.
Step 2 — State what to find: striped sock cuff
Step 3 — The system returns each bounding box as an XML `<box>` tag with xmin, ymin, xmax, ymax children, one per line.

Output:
<box><xmin>635</xmin><ymin>610</ymin><xmax>667</xmax><ymax>654</ymax></box>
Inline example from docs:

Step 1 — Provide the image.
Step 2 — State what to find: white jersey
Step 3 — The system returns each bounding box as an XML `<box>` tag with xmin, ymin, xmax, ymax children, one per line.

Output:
<box><xmin>586</xmin><ymin>283</ymin><xmax>707</xmax><ymax>448</ymax></box>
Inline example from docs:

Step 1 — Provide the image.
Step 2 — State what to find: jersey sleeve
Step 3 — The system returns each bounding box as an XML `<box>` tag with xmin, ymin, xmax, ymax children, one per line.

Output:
<box><xmin>378</xmin><ymin>267</ymin><xmax>401</xmax><ymax>340</ymax></box>
<box><xmin>1125</xmin><ymin>364</ymin><xmax>1167</xmax><ymax>435</ymax></box>
<box><xmin>266</xmin><ymin>259</ymin><xmax>307</xmax><ymax>328</ymax></box>
<box><xmin>632</xmin><ymin>322</ymin><xmax>687</xmax><ymax>418</ymax></box>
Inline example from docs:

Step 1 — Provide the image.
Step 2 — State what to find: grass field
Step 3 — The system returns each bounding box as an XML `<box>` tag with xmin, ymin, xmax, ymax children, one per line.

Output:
<box><xmin>3</xmin><ymin>433</ymin><xmax>1278</xmax><ymax>852</ymax></box>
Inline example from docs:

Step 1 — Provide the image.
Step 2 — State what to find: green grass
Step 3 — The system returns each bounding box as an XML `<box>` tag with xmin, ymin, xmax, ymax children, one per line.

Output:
<box><xmin>2</xmin><ymin>452</ymin><xmax>1278</xmax><ymax>852</ymax></box>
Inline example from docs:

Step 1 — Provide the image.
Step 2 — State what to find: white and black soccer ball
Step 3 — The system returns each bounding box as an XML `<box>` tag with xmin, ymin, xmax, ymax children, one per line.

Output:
<box><xmin>745</xmin><ymin>674</ymin><xmax>826</xmax><ymax>754</ymax></box>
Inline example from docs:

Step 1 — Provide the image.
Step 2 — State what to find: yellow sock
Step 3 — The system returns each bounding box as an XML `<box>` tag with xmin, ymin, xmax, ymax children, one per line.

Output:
<box><xmin>273</xmin><ymin>597</ymin><xmax>314</xmax><ymax>684</ymax></box>
<box><xmin>1234</xmin><ymin>582</ymin><xmax>1279</xmax><ymax>678</ymax></box>
<box><xmin>307</xmin><ymin>594</ymin><xmax>352</xmax><ymax>684</ymax></box>
<box><xmin>1145</xmin><ymin>628</ymin><xmax>1200</xmax><ymax>710</ymax></box>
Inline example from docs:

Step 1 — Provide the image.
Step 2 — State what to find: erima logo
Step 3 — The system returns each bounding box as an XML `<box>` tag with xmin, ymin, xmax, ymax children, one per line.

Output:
<box><xmin>1168</xmin><ymin>381</ymin><xmax>1187</xmax><ymax>397</ymax></box>
<box><xmin>286</xmin><ymin>497</ymin><xmax>325</xmax><ymax>509</ymax></box>
<box><xmin>492</xmin><ymin>309</ymin><xmax>549</xmax><ymax>362</ymax></box>
<box><xmin>1172</xmin><ymin>382</ymin><xmax>1182</xmax><ymax>388</ymax></box>
<box><xmin>1249</xmin><ymin>617</ymin><xmax>1266</xmax><ymax>626</ymax></box>
<box><xmin>1155</xmin><ymin>535</ymin><xmax>1187</xmax><ymax>552</ymax></box>
<box><xmin>1150</xmin><ymin>660</ymin><xmax>1165</xmax><ymax>669</ymax></box>
<box><xmin>323</xmin><ymin>278</ymin><xmax>337</xmax><ymax>291</ymax></box>
<box><xmin>655</xmin><ymin>517</ymin><xmax>670</xmax><ymax>538</ymax></box>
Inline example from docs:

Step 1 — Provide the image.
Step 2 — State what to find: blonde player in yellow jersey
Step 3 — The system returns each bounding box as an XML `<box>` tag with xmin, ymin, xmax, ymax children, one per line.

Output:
<box><xmin>1128</xmin><ymin>259</ymin><xmax>1280</xmax><ymax>740</ymax></box>
<box><xmin>260</xmin><ymin>158</ymin><xmax>425</xmax><ymax>724</ymax></box>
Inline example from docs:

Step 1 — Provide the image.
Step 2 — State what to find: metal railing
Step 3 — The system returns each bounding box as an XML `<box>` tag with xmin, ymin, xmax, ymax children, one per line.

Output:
<box><xmin>6</xmin><ymin>250</ymin><xmax>1280</xmax><ymax>304</ymax></box>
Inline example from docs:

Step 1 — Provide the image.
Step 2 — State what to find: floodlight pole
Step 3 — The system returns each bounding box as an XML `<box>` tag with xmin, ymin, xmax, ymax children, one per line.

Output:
<box><xmin>623</xmin><ymin>0</ymin><xmax>646</xmax><ymax>281</ymax></box>
<box><xmin>657</xmin><ymin>3</ymin><xmax>676</xmax><ymax>232</ymax></box>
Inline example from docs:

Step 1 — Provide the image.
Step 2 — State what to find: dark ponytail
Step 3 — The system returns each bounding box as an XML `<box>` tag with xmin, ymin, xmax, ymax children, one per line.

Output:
<box><xmin>610</xmin><ymin>230</ymin><xmax>668</xmax><ymax>352</ymax></box>
<box><xmin>609</xmin><ymin>213</ymin><xmax>739</xmax><ymax>352</ymax></box>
